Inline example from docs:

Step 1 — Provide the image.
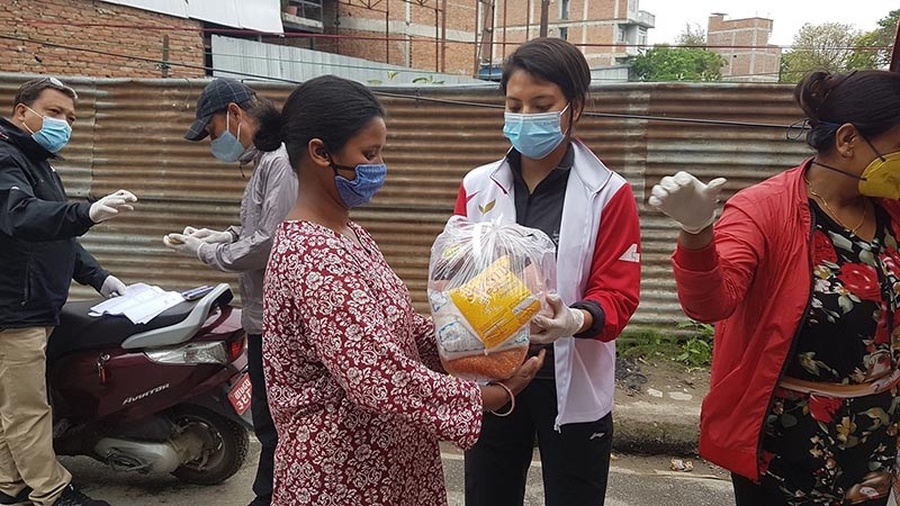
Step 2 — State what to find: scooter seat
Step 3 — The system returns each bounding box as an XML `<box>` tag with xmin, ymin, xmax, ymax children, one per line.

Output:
<box><xmin>47</xmin><ymin>298</ymin><xmax>197</xmax><ymax>361</ymax></box>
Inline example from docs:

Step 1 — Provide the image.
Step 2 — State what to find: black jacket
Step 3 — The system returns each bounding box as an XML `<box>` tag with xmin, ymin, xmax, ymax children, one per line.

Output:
<box><xmin>0</xmin><ymin>117</ymin><xmax>108</xmax><ymax>328</ymax></box>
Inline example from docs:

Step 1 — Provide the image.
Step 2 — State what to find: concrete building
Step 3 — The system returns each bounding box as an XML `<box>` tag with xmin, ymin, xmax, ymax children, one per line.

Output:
<box><xmin>321</xmin><ymin>0</ymin><xmax>655</xmax><ymax>78</ymax></box>
<box><xmin>484</xmin><ymin>0</ymin><xmax>655</xmax><ymax>68</ymax></box>
<box><xmin>707</xmin><ymin>13</ymin><xmax>782</xmax><ymax>82</ymax></box>
<box><xmin>313</xmin><ymin>0</ymin><xmax>478</xmax><ymax>76</ymax></box>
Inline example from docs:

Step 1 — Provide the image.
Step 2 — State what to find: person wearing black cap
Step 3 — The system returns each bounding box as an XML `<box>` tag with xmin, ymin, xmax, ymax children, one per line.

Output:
<box><xmin>163</xmin><ymin>78</ymin><xmax>296</xmax><ymax>506</ymax></box>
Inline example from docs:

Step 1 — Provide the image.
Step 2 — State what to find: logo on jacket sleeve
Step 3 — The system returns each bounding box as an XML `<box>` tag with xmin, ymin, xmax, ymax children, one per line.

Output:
<box><xmin>478</xmin><ymin>199</ymin><xmax>496</xmax><ymax>215</ymax></box>
<box><xmin>618</xmin><ymin>243</ymin><xmax>640</xmax><ymax>263</ymax></box>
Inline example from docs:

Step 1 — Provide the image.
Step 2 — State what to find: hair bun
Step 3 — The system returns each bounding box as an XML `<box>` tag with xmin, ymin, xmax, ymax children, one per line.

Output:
<box><xmin>795</xmin><ymin>71</ymin><xmax>856</xmax><ymax>125</ymax></box>
<box><xmin>253</xmin><ymin>106</ymin><xmax>285</xmax><ymax>152</ymax></box>
<box><xmin>795</xmin><ymin>71</ymin><xmax>833</xmax><ymax>123</ymax></box>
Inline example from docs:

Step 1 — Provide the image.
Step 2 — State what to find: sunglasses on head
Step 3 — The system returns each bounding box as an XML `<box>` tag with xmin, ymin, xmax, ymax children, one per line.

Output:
<box><xmin>37</xmin><ymin>77</ymin><xmax>78</xmax><ymax>100</ymax></box>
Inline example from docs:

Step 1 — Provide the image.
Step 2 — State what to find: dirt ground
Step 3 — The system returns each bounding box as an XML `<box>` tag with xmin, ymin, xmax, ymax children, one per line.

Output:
<box><xmin>615</xmin><ymin>356</ymin><xmax>711</xmax><ymax>399</ymax></box>
<box><xmin>611</xmin><ymin>356</ymin><xmax>709</xmax><ymax>455</ymax></box>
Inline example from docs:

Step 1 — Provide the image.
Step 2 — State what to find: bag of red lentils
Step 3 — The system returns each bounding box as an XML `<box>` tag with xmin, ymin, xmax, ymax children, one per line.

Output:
<box><xmin>428</xmin><ymin>216</ymin><xmax>557</xmax><ymax>381</ymax></box>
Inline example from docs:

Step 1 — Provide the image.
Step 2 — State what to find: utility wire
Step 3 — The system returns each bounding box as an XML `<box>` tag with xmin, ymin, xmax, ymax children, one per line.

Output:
<box><xmin>9</xmin><ymin>37</ymin><xmax>874</xmax><ymax>82</ymax></box>
<box><xmin>6</xmin><ymin>36</ymin><xmax>867</xmax><ymax>83</ymax></box>
<box><xmin>16</xmin><ymin>20</ymin><xmax>894</xmax><ymax>52</ymax></box>
<box><xmin>2</xmin><ymin>32</ymin><xmax>810</xmax><ymax>131</ymax></box>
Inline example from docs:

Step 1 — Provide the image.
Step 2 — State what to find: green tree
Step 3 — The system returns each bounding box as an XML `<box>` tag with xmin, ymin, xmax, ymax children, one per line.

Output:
<box><xmin>854</xmin><ymin>9</ymin><xmax>899</xmax><ymax>69</ymax></box>
<box><xmin>627</xmin><ymin>45</ymin><xmax>725</xmax><ymax>82</ymax></box>
<box><xmin>677</xmin><ymin>23</ymin><xmax>707</xmax><ymax>47</ymax></box>
<box><xmin>780</xmin><ymin>22</ymin><xmax>871</xmax><ymax>83</ymax></box>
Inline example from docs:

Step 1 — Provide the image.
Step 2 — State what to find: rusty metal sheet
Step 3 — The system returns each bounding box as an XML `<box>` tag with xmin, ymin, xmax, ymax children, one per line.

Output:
<box><xmin>0</xmin><ymin>74</ymin><xmax>810</xmax><ymax>330</ymax></box>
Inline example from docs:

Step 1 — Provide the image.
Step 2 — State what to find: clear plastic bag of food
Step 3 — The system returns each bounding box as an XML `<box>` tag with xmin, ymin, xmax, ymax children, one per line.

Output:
<box><xmin>428</xmin><ymin>216</ymin><xmax>557</xmax><ymax>381</ymax></box>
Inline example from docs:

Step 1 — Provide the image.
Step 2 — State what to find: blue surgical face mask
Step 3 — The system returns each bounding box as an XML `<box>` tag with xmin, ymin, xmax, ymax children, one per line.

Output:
<box><xmin>24</xmin><ymin>106</ymin><xmax>71</xmax><ymax>153</ymax></box>
<box><xmin>503</xmin><ymin>104</ymin><xmax>570</xmax><ymax>160</ymax></box>
<box><xmin>330</xmin><ymin>161</ymin><xmax>388</xmax><ymax>209</ymax></box>
<box><xmin>210</xmin><ymin>113</ymin><xmax>247</xmax><ymax>162</ymax></box>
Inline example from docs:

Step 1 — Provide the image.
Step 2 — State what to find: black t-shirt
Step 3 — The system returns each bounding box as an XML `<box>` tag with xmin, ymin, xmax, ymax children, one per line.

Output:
<box><xmin>507</xmin><ymin>146</ymin><xmax>605</xmax><ymax>379</ymax></box>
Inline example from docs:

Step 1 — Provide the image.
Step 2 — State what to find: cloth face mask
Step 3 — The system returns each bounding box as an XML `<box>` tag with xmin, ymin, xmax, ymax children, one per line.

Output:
<box><xmin>331</xmin><ymin>162</ymin><xmax>388</xmax><ymax>208</ymax></box>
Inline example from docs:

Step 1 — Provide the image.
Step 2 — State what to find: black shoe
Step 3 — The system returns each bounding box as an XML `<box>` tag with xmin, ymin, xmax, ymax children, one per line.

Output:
<box><xmin>0</xmin><ymin>487</ymin><xmax>31</xmax><ymax>506</ymax></box>
<box><xmin>52</xmin><ymin>485</ymin><xmax>109</xmax><ymax>506</ymax></box>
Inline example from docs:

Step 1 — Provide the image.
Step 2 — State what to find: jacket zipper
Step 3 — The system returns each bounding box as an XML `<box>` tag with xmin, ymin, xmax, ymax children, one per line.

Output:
<box><xmin>754</xmin><ymin>209</ymin><xmax>816</xmax><ymax>480</ymax></box>
<box><xmin>21</xmin><ymin>260</ymin><xmax>32</xmax><ymax>307</ymax></box>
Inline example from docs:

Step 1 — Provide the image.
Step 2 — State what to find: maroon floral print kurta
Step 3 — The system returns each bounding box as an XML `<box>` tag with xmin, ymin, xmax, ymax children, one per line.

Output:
<box><xmin>263</xmin><ymin>220</ymin><xmax>483</xmax><ymax>506</ymax></box>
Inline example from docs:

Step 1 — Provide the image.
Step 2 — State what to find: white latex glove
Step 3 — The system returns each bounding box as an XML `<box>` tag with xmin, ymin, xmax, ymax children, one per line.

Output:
<box><xmin>89</xmin><ymin>189</ymin><xmax>138</xmax><ymax>223</ymax></box>
<box><xmin>648</xmin><ymin>172</ymin><xmax>727</xmax><ymax>234</ymax></box>
<box><xmin>99</xmin><ymin>275</ymin><xmax>126</xmax><ymax>298</ymax></box>
<box><xmin>183</xmin><ymin>226</ymin><xmax>233</xmax><ymax>244</ymax></box>
<box><xmin>163</xmin><ymin>233</ymin><xmax>205</xmax><ymax>260</ymax></box>
<box><xmin>530</xmin><ymin>294</ymin><xmax>586</xmax><ymax>345</ymax></box>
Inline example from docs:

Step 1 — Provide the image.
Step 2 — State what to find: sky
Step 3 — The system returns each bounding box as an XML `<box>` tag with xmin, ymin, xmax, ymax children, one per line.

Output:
<box><xmin>638</xmin><ymin>0</ymin><xmax>892</xmax><ymax>46</ymax></box>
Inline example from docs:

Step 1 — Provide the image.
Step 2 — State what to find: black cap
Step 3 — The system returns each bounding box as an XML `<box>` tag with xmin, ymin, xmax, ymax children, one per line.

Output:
<box><xmin>184</xmin><ymin>78</ymin><xmax>255</xmax><ymax>141</ymax></box>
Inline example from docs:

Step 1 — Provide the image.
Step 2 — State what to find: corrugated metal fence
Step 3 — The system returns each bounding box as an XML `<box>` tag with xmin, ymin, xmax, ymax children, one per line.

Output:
<box><xmin>0</xmin><ymin>74</ymin><xmax>814</xmax><ymax>331</ymax></box>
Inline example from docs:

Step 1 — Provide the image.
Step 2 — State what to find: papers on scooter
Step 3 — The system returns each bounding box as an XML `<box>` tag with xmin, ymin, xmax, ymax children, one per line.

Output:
<box><xmin>89</xmin><ymin>283</ymin><xmax>185</xmax><ymax>324</ymax></box>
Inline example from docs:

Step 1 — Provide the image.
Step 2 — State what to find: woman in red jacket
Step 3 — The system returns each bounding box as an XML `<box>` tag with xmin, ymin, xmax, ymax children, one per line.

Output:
<box><xmin>651</xmin><ymin>70</ymin><xmax>900</xmax><ymax>505</ymax></box>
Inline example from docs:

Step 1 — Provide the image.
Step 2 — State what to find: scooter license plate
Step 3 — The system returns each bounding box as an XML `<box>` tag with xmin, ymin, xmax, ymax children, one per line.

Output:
<box><xmin>227</xmin><ymin>373</ymin><xmax>252</xmax><ymax>416</ymax></box>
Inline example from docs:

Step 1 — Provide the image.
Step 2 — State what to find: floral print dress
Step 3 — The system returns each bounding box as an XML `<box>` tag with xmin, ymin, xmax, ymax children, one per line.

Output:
<box><xmin>263</xmin><ymin>220</ymin><xmax>483</xmax><ymax>506</ymax></box>
<box><xmin>761</xmin><ymin>201</ymin><xmax>900</xmax><ymax>505</ymax></box>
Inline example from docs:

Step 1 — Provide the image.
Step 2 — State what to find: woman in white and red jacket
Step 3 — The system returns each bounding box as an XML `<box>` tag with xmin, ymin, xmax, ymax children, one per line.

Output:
<box><xmin>455</xmin><ymin>38</ymin><xmax>641</xmax><ymax>506</ymax></box>
<box><xmin>651</xmin><ymin>70</ymin><xmax>900</xmax><ymax>505</ymax></box>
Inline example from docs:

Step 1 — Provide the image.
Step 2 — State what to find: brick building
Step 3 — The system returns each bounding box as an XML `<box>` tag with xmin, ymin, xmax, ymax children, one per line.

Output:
<box><xmin>0</xmin><ymin>0</ymin><xmax>656</xmax><ymax>82</ymax></box>
<box><xmin>0</xmin><ymin>0</ymin><xmax>478</xmax><ymax>79</ymax></box>
<box><xmin>707</xmin><ymin>13</ymin><xmax>782</xmax><ymax>82</ymax></box>
<box><xmin>318</xmin><ymin>0</ymin><xmax>656</xmax><ymax>77</ymax></box>
<box><xmin>484</xmin><ymin>0</ymin><xmax>655</xmax><ymax>68</ymax></box>
<box><xmin>310</xmin><ymin>0</ymin><xmax>478</xmax><ymax>76</ymax></box>
<box><xmin>0</xmin><ymin>0</ymin><xmax>206</xmax><ymax>78</ymax></box>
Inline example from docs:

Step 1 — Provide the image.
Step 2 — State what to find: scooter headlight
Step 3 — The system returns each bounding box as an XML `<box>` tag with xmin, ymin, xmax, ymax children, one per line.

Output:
<box><xmin>144</xmin><ymin>341</ymin><xmax>228</xmax><ymax>365</ymax></box>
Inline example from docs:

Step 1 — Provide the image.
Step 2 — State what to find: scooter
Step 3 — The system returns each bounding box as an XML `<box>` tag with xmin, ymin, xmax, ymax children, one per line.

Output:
<box><xmin>46</xmin><ymin>283</ymin><xmax>253</xmax><ymax>485</ymax></box>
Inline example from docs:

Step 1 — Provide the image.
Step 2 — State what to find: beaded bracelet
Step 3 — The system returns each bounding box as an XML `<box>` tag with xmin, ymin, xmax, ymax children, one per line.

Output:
<box><xmin>489</xmin><ymin>382</ymin><xmax>515</xmax><ymax>417</ymax></box>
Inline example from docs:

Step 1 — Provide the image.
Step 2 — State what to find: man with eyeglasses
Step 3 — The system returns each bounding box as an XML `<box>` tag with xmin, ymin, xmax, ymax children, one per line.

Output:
<box><xmin>0</xmin><ymin>77</ymin><xmax>136</xmax><ymax>506</ymax></box>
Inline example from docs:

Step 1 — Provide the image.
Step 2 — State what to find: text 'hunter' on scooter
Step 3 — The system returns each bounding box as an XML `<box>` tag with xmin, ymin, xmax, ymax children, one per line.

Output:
<box><xmin>46</xmin><ymin>283</ymin><xmax>253</xmax><ymax>485</ymax></box>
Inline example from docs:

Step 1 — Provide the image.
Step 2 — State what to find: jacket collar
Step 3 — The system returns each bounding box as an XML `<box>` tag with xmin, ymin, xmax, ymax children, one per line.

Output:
<box><xmin>489</xmin><ymin>138</ymin><xmax>611</xmax><ymax>195</ymax></box>
<box><xmin>789</xmin><ymin>158</ymin><xmax>815</xmax><ymax>237</ymax></box>
<box><xmin>787</xmin><ymin>157</ymin><xmax>900</xmax><ymax>232</ymax></box>
<box><xmin>568</xmin><ymin>138</ymin><xmax>612</xmax><ymax>193</ymax></box>
<box><xmin>239</xmin><ymin>144</ymin><xmax>259</xmax><ymax>165</ymax></box>
<box><xmin>0</xmin><ymin>117</ymin><xmax>58</xmax><ymax>162</ymax></box>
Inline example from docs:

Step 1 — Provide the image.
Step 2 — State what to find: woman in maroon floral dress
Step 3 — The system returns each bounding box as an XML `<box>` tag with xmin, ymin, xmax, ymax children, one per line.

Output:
<box><xmin>253</xmin><ymin>75</ymin><xmax>544</xmax><ymax>506</ymax></box>
<box><xmin>650</xmin><ymin>70</ymin><xmax>900</xmax><ymax>505</ymax></box>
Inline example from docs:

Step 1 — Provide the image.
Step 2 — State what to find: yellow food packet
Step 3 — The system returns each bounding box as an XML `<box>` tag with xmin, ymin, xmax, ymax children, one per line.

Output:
<box><xmin>449</xmin><ymin>256</ymin><xmax>541</xmax><ymax>349</ymax></box>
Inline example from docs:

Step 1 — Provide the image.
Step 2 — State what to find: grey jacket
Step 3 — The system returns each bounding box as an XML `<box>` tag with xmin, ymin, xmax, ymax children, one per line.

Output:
<box><xmin>199</xmin><ymin>144</ymin><xmax>296</xmax><ymax>334</ymax></box>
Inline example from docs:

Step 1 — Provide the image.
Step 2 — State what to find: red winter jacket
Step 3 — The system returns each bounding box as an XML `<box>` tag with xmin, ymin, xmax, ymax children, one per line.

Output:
<box><xmin>672</xmin><ymin>160</ymin><xmax>900</xmax><ymax>480</ymax></box>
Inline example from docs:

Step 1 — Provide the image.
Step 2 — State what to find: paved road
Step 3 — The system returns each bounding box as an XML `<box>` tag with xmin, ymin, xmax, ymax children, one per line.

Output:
<box><xmin>63</xmin><ymin>439</ymin><xmax>735</xmax><ymax>506</ymax></box>
<box><xmin>441</xmin><ymin>447</ymin><xmax>734</xmax><ymax>506</ymax></box>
